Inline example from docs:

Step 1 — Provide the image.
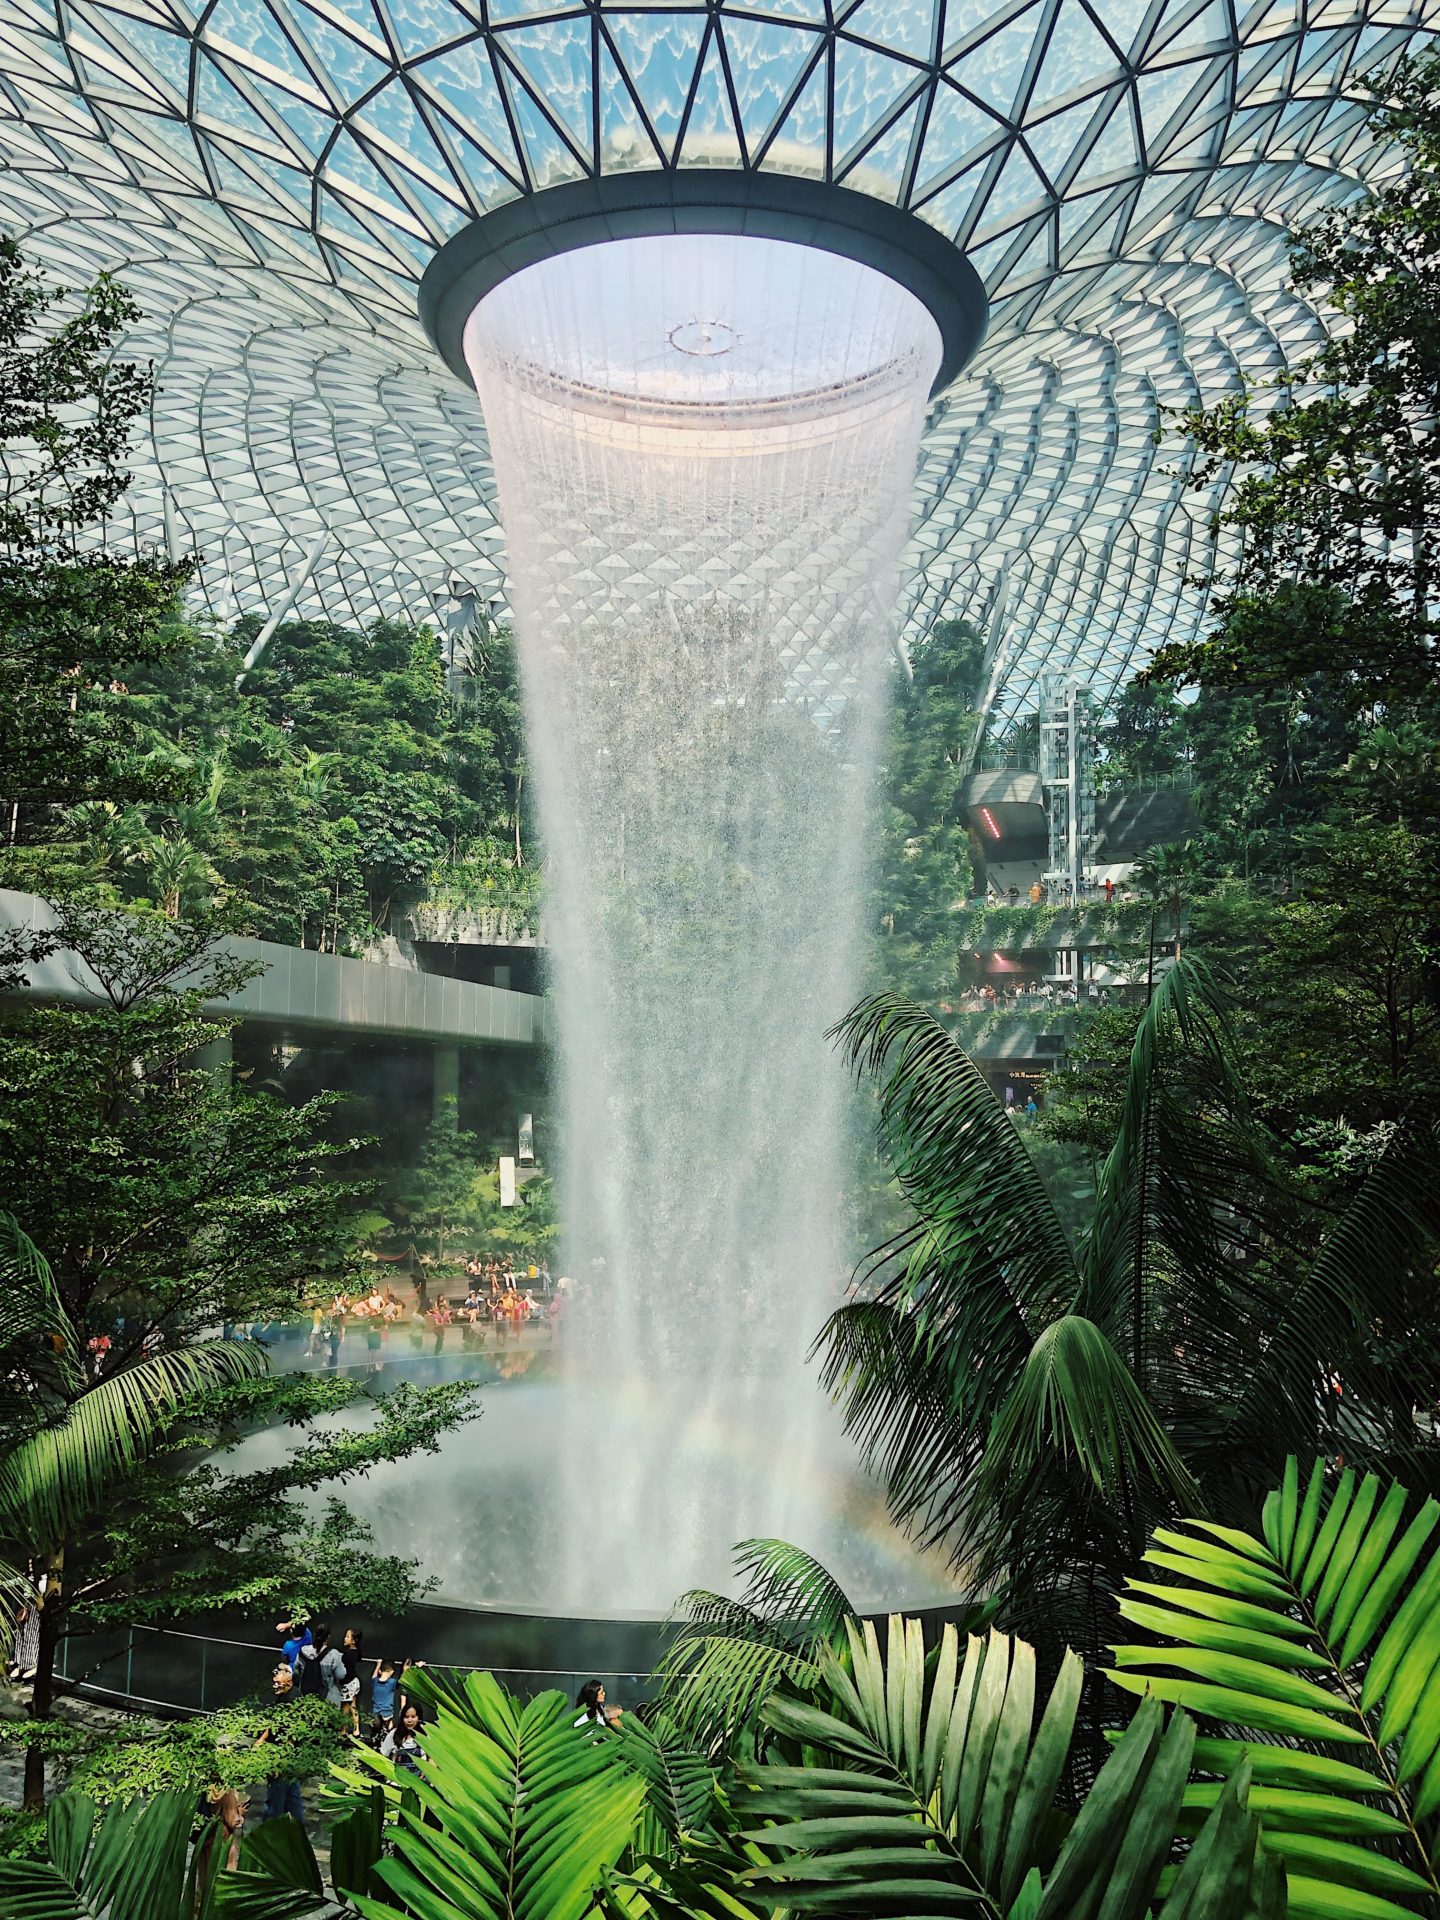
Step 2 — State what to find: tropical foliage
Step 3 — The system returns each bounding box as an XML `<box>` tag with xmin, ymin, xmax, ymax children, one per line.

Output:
<box><xmin>653</xmin><ymin>1538</ymin><xmax>863</xmax><ymax>1755</ymax></box>
<box><xmin>1113</xmin><ymin>1458</ymin><xmax>1440</xmax><ymax>1920</ymax></box>
<box><xmin>821</xmin><ymin>957</ymin><xmax>1440</xmax><ymax>1692</ymax></box>
<box><xmin>0</xmin><ymin>1787</ymin><xmax>337</xmax><ymax>1919</ymax></box>
<box><xmin>25</xmin><ymin>1464</ymin><xmax>1440</xmax><ymax>1917</ymax></box>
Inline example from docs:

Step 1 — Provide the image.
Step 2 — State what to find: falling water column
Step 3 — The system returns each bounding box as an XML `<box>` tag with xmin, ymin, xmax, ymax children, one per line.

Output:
<box><xmin>463</xmin><ymin>235</ymin><xmax>941</xmax><ymax>1613</ymax></box>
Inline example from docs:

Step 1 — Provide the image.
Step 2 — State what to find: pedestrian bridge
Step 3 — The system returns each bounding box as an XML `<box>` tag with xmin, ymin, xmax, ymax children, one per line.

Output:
<box><xmin>0</xmin><ymin>889</ymin><xmax>549</xmax><ymax>1051</ymax></box>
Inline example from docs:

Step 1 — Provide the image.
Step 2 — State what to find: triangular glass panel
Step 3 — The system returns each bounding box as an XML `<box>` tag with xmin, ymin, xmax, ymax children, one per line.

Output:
<box><xmin>205</xmin><ymin>142</ymin><xmax>286</xmax><ymax>207</ymax></box>
<box><xmin>354</xmin><ymin>75</ymin><xmax>455</xmax><ymax>190</ymax></box>
<box><xmin>718</xmin><ymin>15</ymin><xmax>821</xmax><ymax>155</ymax></box>
<box><xmin>378</xmin><ymin>0</ymin><xmax>476</xmax><ymax>64</ymax></box>
<box><xmin>412</xmin><ymin>41</ymin><xmax>521</xmax><ymax>176</ymax></box>
<box><xmin>1125</xmin><ymin>168</ymin><xmax>1184</xmax><ymax>241</ymax></box>
<box><xmin>1058</xmin><ymin>189</ymin><xmax>1124</xmax><ymax>256</ymax></box>
<box><xmin>247</xmin><ymin>80</ymin><xmax>335</xmax><ymax>162</ymax></box>
<box><xmin>832</xmin><ymin>39</ymin><xmax>923</xmax><ymax>163</ymax></box>
<box><xmin>913</xmin><ymin>80</ymin><xmax>1004</xmax><ymax>195</ymax></box>
<box><xmin>106</xmin><ymin>15</ymin><xmax>192</xmax><ymax>97</ymax></box>
<box><xmin>1005</xmin><ymin>211</ymin><xmax>1056</xmax><ymax>283</ymax></box>
<box><xmin>1247</xmin><ymin>0</ymin><xmax>1299</xmax><ymax>31</ymax></box>
<box><xmin>286</xmin><ymin>9</ymin><xmax>390</xmax><ymax>107</ymax></box>
<box><xmin>194</xmin><ymin>54</ymin><xmax>275</xmax><ymax>144</ymax></box>
<box><xmin>1222</xmin><ymin>100</ymin><xmax>1280</xmax><ymax>160</ymax></box>
<box><xmin>500</xmin><ymin>18</ymin><xmax>595</xmax><ymax>163</ymax></box>
<box><xmin>1136</xmin><ymin>62</ymin><xmax>1199</xmax><ymax>153</ymax></box>
<box><xmin>1150</xmin><ymin>0</ymin><xmax>1229</xmax><ymax>62</ymax></box>
<box><xmin>497</xmin><ymin>59</ymin><xmax>588</xmax><ymax>186</ymax></box>
<box><xmin>302</xmin><ymin>0</ymin><xmax>388</xmax><ymax>53</ymax></box>
<box><xmin>950</xmin><ymin>7</ymin><xmax>1043</xmax><ymax>119</ymax></box>
<box><xmin>1234</xmin><ymin>34</ymin><xmax>1289</xmax><ymax>102</ymax></box>
<box><xmin>597</xmin><ymin>37</ymin><xmax>665</xmax><ymax>173</ymax></box>
<box><xmin>201</xmin><ymin>0</ymin><xmax>323</xmax><ymax>96</ymax></box>
<box><xmin>123</xmin><ymin>109</ymin><xmax>203</xmax><ymax>174</ymax></box>
<box><xmin>602</xmin><ymin>12</ymin><xmax>707</xmax><ymax>164</ymax></box>
<box><xmin>678</xmin><ymin>28</ymin><xmax>742</xmax><ymax>167</ymax></box>
<box><xmin>326</xmin><ymin>126</ymin><xmax>426</xmax><ymax>224</ymax></box>
<box><xmin>836</xmin><ymin>0</ymin><xmax>938</xmax><ymax>63</ymax></box>
<box><xmin>1029</xmin><ymin>2</ymin><xmax>1123</xmax><ymax>113</ymax></box>
<box><xmin>230</xmin><ymin>141</ymin><xmax>312</xmax><ymax>210</ymax></box>
<box><xmin>1352</xmin><ymin>23</ymin><xmax>1404</xmax><ymax>80</ymax></box>
<box><xmin>838</xmin><ymin>92</ymin><xmax>922</xmax><ymax>201</ymax></box>
<box><xmin>758</xmin><ymin>50</ymin><xmax>827</xmax><ymax>172</ymax></box>
<box><xmin>972</xmin><ymin>138</ymin><xmax>1045</xmax><ymax>234</ymax></box>
<box><xmin>317</xmin><ymin>185</ymin><xmax>405</xmax><ymax>257</ymax></box>
<box><xmin>1092</xmin><ymin>0</ymin><xmax>1151</xmax><ymax>59</ymax></box>
<box><xmin>961</xmin><ymin>229</ymin><xmax>1018</xmax><ymax>287</ymax></box>
<box><xmin>1023</xmin><ymin>96</ymin><xmax>1100</xmax><ymax>186</ymax></box>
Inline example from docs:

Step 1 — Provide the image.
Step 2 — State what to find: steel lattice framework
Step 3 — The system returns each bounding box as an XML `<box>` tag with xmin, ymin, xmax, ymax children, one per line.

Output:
<box><xmin>0</xmin><ymin>0</ymin><xmax>1433</xmax><ymax>718</ymax></box>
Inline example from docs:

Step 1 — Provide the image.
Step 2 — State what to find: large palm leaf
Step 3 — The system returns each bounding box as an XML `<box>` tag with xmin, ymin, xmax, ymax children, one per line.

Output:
<box><xmin>823</xmin><ymin>991</ymin><xmax>1080</xmax><ymax>1559</ymax></box>
<box><xmin>653</xmin><ymin>1539</ymin><xmax>861</xmax><ymax>1755</ymax></box>
<box><xmin>635</xmin><ymin>1616</ymin><xmax>1283</xmax><ymax>1920</ymax></box>
<box><xmin>0</xmin><ymin>1340</ymin><xmax>268</xmax><ymax>1551</ymax></box>
<box><xmin>0</xmin><ymin>1788</ymin><xmax>329</xmax><ymax>1919</ymax></box>
<box><xmin>0</xmin><ymin>1211</ymin><xmax>80</xmax><ymax>1417</ymax></box>
<box><xmin>1110</xmin><ymin>1456</ymin><xmax>1440</xmax><ymax>1919</ymax></box>
<box><xmin>334</xmin><ymin>1670</ymin><xmax>646</xmax><ymax>1920</ymax></box>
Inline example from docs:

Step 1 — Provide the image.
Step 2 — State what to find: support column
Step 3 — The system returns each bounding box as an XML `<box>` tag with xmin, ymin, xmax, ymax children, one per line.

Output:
<box><xmin>433</xmin><ymin>1044</ymin><xmax>460</xmax><ymax>1120</ymax></box>
<box><xmin>195</xmin><ymin>1030</ymin><xmax>232</xmax><ymax>1093</ymax></box>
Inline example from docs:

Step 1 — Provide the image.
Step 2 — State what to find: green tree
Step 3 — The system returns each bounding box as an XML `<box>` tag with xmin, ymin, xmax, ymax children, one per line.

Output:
<box><xmin>820</xmin><ymin>962</ymin><xmax>1440</xmax><ymax>1715</ymax></box>
<box><xmin>1147</xmin><ymin>52</ymin><xmax>1440</xmax><ymax>702</ymax></box>
<box><xmin>1113</xmin><ymin>1459</ymin><xmax>1440</xmax><ymax>1920</ymax></box>
<box><xmin>391</xmin><ymin>1098</ymin><xmax>483</xmax><ymax>1264</ymax></box>
<box><xmin>0</xmin><ymin>238</ymin><xmax>194</xmax><ymax>850</ymax></box>
<box><xmin>0</xmin><ymin>911</ymin><xmax>478</xmax><ymax>1808</ymax></box>
<box><xmin>873</xmin><ymin>618</ymin><xmax>985</xmax><ymax>1002</ymax></box>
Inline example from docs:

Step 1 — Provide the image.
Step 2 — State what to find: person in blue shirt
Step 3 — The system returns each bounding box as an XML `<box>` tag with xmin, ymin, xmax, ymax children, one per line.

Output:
<box><xmin>276</xmin><ymin>1617</ymin><xmax>311</xmax><ymax>1671</ymax></box>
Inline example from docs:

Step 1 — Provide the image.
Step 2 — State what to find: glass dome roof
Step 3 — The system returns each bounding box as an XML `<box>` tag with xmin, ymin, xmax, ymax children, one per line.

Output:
<box><xmin>0</xmin><ymin>0</ymin><xmax>1432</xmax><ymax>719</ymax></box>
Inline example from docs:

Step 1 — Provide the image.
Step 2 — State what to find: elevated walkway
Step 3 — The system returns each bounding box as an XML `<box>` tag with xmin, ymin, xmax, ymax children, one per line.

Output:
<box><xmin>0</xmin><ymin>890</ymin><xmax>549</xmax><ymax>1050</ymax></box>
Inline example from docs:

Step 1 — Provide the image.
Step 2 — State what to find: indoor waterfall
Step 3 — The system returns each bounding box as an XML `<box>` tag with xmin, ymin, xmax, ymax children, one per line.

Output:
<box><xmin>461</xmin><ymin>235</ymin><xmax>944</xmax><ymax>1613</ymax></box>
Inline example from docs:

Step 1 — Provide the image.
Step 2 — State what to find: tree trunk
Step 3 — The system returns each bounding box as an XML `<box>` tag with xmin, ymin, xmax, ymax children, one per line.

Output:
<box><xmin>22</xmin><ymin>1557</ymin><xmax>64</xmax><ymax>1815</ymax></box>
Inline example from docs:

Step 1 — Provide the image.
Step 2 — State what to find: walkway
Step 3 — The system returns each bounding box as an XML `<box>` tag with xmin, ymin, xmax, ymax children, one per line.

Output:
<box><xmin>0</xmin><ymin>889</ymin><xmax>549</xmax><ymax>1050</ymax></box>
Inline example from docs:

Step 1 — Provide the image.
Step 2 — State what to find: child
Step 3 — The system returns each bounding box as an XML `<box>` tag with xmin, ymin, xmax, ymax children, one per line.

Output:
<box><xmin>370</xmin><ymin>1654</ymin><xmax>398</xmax><ymax>1745</ymax></box>
<box><xmin>338</xmin><ymin>1626</ymin><xmax>364</xmax><ymax>1738</ymax></box>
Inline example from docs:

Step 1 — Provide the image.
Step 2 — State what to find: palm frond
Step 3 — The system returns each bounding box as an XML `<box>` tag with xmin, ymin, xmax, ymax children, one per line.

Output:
<box><xmin>1079</xmin><ymin>958</ymin><xmax>1281</xmax><ymax>1389</ymax></box>
<box><xmin>727</xmin><ymin>1539</ymin><xmax>856</xmax><ymax>1640</ymax></box>
<box><xmin>1218</xmin><ymin>1115</ymin><xmax>1440</xmax><ymax>1474</ymax></box>
<box><xmin>0</xmin><ymin>1341</ymin><xmax>268</xmax><ymax>1550</ymax></box>
<box><xmin>616</xmin><ymin>1711</ymin><xmax>719</xmax><ymax>1848</ymax></box>
<box><xmin>655</xmin><ymin>1540</ymin><xmax>858</xmax><ymax>1753</ymax></box>
<box><xmin>830</xmin><ymin>992</ymin><xmax>1079</xmax><ymax>1329</ymax></box>
<box><xmin>820</xmin><ymin>995</ymin><xmax>1084</xmax><ymax>1568</ymax></box>
<box><xmin>719</xmin><ymin>1616</ymin><xmax>1283</xmax><ymax>1920</ymax></box>
<box><xmin>0</xmin><ymin>1786</ymin><xmax>329</xmax><ymax>1920</ymax></box>
<box><xmin>980</xmin><ymin>1314</ymin><xmax>1200</xmax><ymax>1516</ymax></box>
<box><xmin>337</xmin><ymin>1676</ymin><xmax>645</xmax><ymax>1920</ymax></box>
<box><xmin>1110</xmin><ymin>1456</ymin><xmax>1440</xmax><ymax>1920</ymax></box>
<box><xmin>0</xmin><ymin>1212</ymin><xmax>80</xmax><ymax>1414</ymax></box>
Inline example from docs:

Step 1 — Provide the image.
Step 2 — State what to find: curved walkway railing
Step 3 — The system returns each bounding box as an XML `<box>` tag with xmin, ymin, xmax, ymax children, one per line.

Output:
<box><xmin>54</xmin><ymin>1622</ymin><xmax>656</xmax><ymax>1718</ymax></box>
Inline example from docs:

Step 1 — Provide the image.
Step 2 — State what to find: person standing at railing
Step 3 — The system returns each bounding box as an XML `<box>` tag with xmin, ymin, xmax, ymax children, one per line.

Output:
<box><xmin>256</xmin><ymin>1663</ymin><xmax>306</xmax><ymax>1830</ymax></box>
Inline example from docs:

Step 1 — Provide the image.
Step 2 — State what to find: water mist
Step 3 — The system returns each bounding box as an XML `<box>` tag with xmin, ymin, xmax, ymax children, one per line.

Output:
<box><xmin>462</xmin><ymin>236</ymin><xmax>941</xmax><ymax>1614</ymax></box>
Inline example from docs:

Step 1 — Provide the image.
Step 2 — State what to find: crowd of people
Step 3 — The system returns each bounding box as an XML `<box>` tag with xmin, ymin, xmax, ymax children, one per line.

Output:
<box><xmin>981</xmin><ymin>874</ymin><xmax>1130</xmax><ymax>907</ymax></box>
<box><xmin>941</xmin><ymin>976</ymin><xmax>1120</xmax><ymax>1014</ymax></box>
<box><xmin>304</xmin><ymin>1260</ymin><xmax>564</xmax><ymax>1370</ymax></box>
<box><xmin>229</xmin><ymin>1614</ymin><xmax>623</xmax><ymax>1841</ymax></box>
